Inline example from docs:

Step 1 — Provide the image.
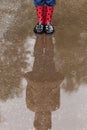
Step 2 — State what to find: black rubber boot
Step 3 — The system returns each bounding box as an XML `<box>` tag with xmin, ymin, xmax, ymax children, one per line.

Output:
<box><xmin>34</xmin><ymin>22</ymin><xmax>44</xmax><ymax>34</ymax></box>
<box><xmin>44</xmin><ymin>23</ymin><xmax>54</xmax><ymax>34</ymax></box>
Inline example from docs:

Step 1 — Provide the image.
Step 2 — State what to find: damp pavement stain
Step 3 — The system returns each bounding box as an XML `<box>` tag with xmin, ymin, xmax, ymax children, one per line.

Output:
<box><xmin>0</xmin><ymin>0</ymin><xmax>87</xmax><ymax>130</ymax></box>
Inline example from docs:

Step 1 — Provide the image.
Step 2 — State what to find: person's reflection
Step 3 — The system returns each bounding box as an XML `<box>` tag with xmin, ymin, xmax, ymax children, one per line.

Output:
<box><xmin>25</xmin><ymin>34</ymin><xmax>64</xmax><ymax>130</ymax></box>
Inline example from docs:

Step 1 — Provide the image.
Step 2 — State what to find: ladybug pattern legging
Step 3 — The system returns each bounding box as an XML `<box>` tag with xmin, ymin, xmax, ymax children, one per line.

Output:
<box><xmin>34</xmin><ymin>0</ymin><xmax>56</xmax><ymax>6</ymax></box>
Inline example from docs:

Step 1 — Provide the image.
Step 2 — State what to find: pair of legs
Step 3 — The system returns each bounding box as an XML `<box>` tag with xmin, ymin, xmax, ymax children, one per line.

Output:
<box><xmin>33</xmin><ymin>0</ymin><xmax>56</xmax><ymax>34</ymax></box>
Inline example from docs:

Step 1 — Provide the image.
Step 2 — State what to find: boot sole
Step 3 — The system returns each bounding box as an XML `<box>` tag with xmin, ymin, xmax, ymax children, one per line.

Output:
<box><xmin>33</xmin><ymin>29</ymin><xmax>44</xmax><ymax>34</ymax></box>
<box><xmin>33</xmin><ymin>28</ymin><xmax>55</xmax><ymax>35</ymax></box>
<box><xmin>44</xmin><ymin>30</ymin><xmax>55</xmax><ymax>35</ymax></box>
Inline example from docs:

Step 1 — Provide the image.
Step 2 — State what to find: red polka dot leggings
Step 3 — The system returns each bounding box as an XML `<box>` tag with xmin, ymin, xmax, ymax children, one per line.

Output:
<box><xmin>35</xmin><ymin>5</ymin><xmax>55</xmax><ymax>24</ymax></box>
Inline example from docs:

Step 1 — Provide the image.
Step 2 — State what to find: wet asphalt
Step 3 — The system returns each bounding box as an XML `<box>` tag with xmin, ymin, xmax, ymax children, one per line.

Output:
<box><xmin>0</xmin><ymin>0</ymin><xmax>87</xmax><ymax>130</ymax></box>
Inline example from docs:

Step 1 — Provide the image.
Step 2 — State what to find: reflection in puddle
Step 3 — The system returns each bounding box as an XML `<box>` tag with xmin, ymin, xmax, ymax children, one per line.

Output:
<box><xmin>0</xmin><ymin>82</ymin><xmax>87</xmax><ymax>130</ymax></box>
<box><xmin>25</xmin><ymin>35</ymin><xmax>64</xmax><ymax>130</ymax></box>
<box><xmin>0</xmin><ymin>34</ymin><xmax>87</xmax><ymax>130</ymax></box>
<box><xmin>0</xmin><ymin>0</ymin><xmax>87</xmax><ymax>130</ymax></box>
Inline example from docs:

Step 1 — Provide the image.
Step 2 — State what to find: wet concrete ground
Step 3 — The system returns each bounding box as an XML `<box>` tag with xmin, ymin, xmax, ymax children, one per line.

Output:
<box><xmin>0</xmin><ymin>0</ymin><xmax>87</xmax><ymax>130</ymax></box>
